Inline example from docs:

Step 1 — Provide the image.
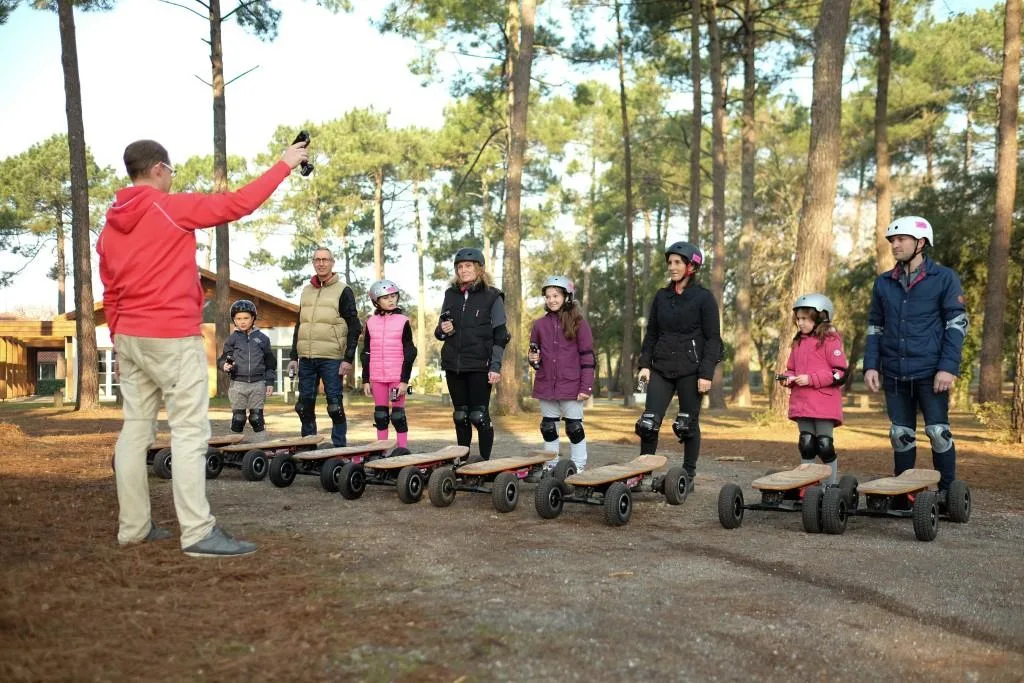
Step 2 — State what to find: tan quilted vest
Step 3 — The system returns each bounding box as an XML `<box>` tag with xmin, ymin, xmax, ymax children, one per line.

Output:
<box><xmin>296</xmin><ymin>275</ymin><xmax>348</xmax><ymax>359</ymax></box>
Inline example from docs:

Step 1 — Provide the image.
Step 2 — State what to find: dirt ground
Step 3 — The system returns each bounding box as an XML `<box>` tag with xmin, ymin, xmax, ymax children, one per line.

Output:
<box><xmin>1</xmin><ymin>394</ymin><xmax>1023</xmax><ymax>682</ymax></box>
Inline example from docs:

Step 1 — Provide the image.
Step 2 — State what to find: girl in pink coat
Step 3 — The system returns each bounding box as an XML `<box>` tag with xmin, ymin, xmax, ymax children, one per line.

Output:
<box><xmin>779</xmin><ymin>293</ymin><xmax>848</xmax><ymax>485</ymax></box>
<box><xmin>361</xmin><ymin>280</ymin><xmax>417</xmax><ymax>452</ymax></box>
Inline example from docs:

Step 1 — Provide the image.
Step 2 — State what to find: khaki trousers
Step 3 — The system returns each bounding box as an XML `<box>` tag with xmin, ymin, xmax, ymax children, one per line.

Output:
<box><xmin>113</xmin><ymin>334</ymin><xmax>215</xmax><ymax>548</ymax></box>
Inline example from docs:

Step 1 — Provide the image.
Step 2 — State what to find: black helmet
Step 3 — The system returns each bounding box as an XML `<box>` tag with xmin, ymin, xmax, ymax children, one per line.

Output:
<box><xmin>454</xmin><ymin>247</ymin><xmax>485</xmax><ymax>266</ymax></box>
<box><xmin>230</xmin><ymin>299</ymin><xmax>258</xmax><ymax>319</ymax></box>
<box><xmin>665</xmin><ymin>241</ymin><xmax>703</xmax><ymax>269</ymax></box>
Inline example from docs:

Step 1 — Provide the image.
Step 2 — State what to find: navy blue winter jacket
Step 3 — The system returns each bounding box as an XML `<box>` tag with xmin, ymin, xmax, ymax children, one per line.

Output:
<box><xmin>863</xmin><ymin>256</ymin><xmax>968</xmax><ymax>380</ymax></box>
<box><xmin>218</xmin><ymin>329</ymin><xmax>277</xmax><ymax>385</ymax></box>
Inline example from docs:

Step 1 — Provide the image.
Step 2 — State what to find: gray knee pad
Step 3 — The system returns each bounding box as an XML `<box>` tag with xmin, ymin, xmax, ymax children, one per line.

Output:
<box><xmin>565</xmin><ymin>418</ymin><xmax>585</xmax><ymax>444</ymax></box>
<box><xmin>373</xmin><ymin>406</ymin><xmax>390</xmax><ymax>431</ymax></box>
<box><xmin>469</xmin><ymin>406</ymin><xmax>491</xmax><ymax>429</ymax></box>
<box><xmin>889</xmin><ymin>424</ymin><xmax>916</xmax><ymax>452</ymax></box>
<box><xmin>671</xmin><ymin>412</ymin><xmax>693</xmax><ymax>441</ymax></box>
<box><xmin>295</xmin><ymin>399</ymin><xmax>315</xmax><ymax>423</ymax></box>
<box><xmin>390</xmin><ymin>407</ymin><xmax>408</xmax><ymax>433</ymax></box>
<box><xmin>815</xmin><ymin>435</ymin><xmax>836</xmax><ymax>463</ymax></box>
<box><xmin>540</xmin><ymin>417</ymin><xmax>559</xmax><ymax>443</ymax></box>
<box><xmin>248</xmin><ymin>409</ymin><xmax>266</xmax><ymax>432</ymax></box>
<box><xmin>231</xmin><ymin>409</ymin><xmax>247</xmax><ymax>433</ymax></box>
<box><xmin>453</xmin><ymin>405</ymin><xmax>470</xmax><ymax>428</ymax></box>
<box><xmin>327</xmin><ymin>402</ymin><xmax>345</xmax><ymax>425</ymax></box>
<box><xmin>798</xmin><ymin>431</ymin><xmax>817</xmax><ymax>459</ymax></box>
<box><xmin>925</xmin><ymin>423</ymin><xmax>954</xmax><ymax>453</ymax></box>
<box><xmin>634</xmin><ymin>412</ymin><xmax>661</xmax><ymax>441</ymax></box>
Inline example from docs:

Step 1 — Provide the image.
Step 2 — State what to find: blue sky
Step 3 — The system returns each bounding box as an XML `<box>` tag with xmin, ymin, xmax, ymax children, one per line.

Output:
<box><xmin>0</xmin><ymin>0</ymin><xmax>1003</xmax><ymax>314</ymax></box>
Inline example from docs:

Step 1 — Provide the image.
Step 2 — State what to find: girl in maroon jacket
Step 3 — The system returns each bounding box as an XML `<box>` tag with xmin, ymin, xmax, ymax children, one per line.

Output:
<box><xmin>528</xmin><ymin>276</ymin><xmax>596</xmax><ymax>471</ymax></box>
<box><xmin>780</xmin><ymin>293</ymin><xmax>848</xmax><ymax>485</ymax></box>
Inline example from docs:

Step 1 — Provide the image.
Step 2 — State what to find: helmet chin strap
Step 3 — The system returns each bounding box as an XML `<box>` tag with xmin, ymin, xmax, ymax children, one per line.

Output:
<box><xmin>898</xmin><ymin>239</ymin><xmax>926</xmax><ymax>265</ymax></box>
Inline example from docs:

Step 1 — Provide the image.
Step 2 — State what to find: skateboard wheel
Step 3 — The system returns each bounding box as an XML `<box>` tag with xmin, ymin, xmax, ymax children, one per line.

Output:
<box><xmin>838</xmin><ymin>474</ymin><xmax>859</xmax><ymax>511</ymax></box>
<box><xmin>946</xmin><ymin>480</ymin><xmax>971</xmax><ymax>523</ymax></box>
<box><xmin>269</xmin><ymin>454</ymin><xmax>297</xmax><ymax>488</ymax></box>
<box><xmin>912</xmin><ymin>491</ymin><xmax>939</xmax><ymax>541</ymax></box>
<box><xmin>491</xmin><ymin>471</ymin><xmax>519</xmax><ymax>513</ymax></box>
<box><xmin>535</xmin><ymin>477</ymin><xmax>564</xmax><ymax>519</ymax></box>
<box><xmin>205</xmin><ymin>452</ymin><xmax>224</xmax><ymax>479</ymax></box>
<box><xmin>320</xmin><ymin>458</ymin><xmax>344</xmax><ymax>493</ymax></box>
<box><xmin>802</xmin><ymin>486</ymin><xmax>823</xmax><ymax>534</ymax></box>
<box><xmin>152</xmin><ymin>448</ymin><xmax>173</xmax><ymax>479</ymax></box>
<box><xmin>241</xmin><ymin>449</ymin><xmax>268</xmax><ymax>482</ymax></box>
<box><xmin>338</xmin><ymin>462</ymin><xmax>366</xmax><ymax>500</ymax></box>
<box><xmin>717</xmin><ymin>484</ymin><xmax>744</xmax><ymax>529</ymax></box>
<box><xmin>396</xmin><ymin>466</ymin><xmax>424</xmax><ymax>504</ymax></box>
<box><xmin>551</xmin><ymin>459</ymin><xmax>577</xmax><ymax>482</ymax></box>
<box><xmin>821</xmin><ymin>486</ymin><xmax>848</xmax><ymax>535</ymax></box>
<box><xmin>664</xmin><ymin>466</ymin><xmax>688</xmax><ymax>506</ymax></box>
<box><xmin>428</xmin><ymin>466</ymin><xmax>457</xmax><ymax>508</ymax></box>
<box><xmin>603</xmin><ymin>481</ymin><xmax>632</xmax><ymax>526</ymax></box>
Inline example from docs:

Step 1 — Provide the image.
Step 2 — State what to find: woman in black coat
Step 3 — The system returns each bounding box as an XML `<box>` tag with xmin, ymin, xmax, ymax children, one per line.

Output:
<box><xmin>635</xmin><ymin>241</ymin><xmax>723</xmax><ymax>490</ymax></box>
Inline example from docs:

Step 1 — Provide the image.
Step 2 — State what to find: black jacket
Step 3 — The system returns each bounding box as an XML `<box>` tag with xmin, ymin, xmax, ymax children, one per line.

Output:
<box><xmin>638</xmin><ymin>282</ymin><xmax>723</xmax><ymax>380</ymax></box>
<box><xmin>218</xmin><ymin>329</ymin><xmax>276</xmax><ymax>385</ymax></box>
<box><xmin>434</xmin><ymin>283</ymin><xmax>509</xmax><ymax>373</ymax></box>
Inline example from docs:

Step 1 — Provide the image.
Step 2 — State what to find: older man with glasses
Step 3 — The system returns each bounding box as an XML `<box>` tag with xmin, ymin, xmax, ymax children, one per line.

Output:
<box><xmin>98</xmin><ymin>137</ymin><xmax>308</xmax><ymax>558</ymax></box>
<box><xmin>287</xmin><ymin>248</ymin><xmax>362</xmax><ymax>447</ymax></box>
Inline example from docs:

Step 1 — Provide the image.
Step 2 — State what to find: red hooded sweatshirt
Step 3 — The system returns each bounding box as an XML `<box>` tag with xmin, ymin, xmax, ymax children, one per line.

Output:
<box><xmin>97</xmin><ymin>161</ymin><xmax>290</xmax><ymax>338</ymax></box>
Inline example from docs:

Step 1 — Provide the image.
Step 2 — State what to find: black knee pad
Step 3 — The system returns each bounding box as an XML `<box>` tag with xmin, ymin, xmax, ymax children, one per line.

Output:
<box><xmin>469</xmin><ymin>406</ymin><xmax>491</xmax><ymax>429</ymax></box>
<box><xmin>453</xmin><ymin>405</ymin><xmax>470</xmax><ymax>427</ymax></box>
<box><xmin>327</xmin><ymin>402</ymin><xmax>345</xmax><ymax>425</ymax></box>
<box><xmin>798</xmin><ymin>431</ymin><xmax>817</xmax><ymax>459</ymax></box>
<box><xmin>295</xmin><ymin>399</ymin><xmax>315</xmax><ymax>422</ymax></box>
<box><xmin>565</xmin><ymin>418</ymin><xmax>585</xmax><ymax>444</ymax></box>
<box><xmin>540</xmin><ymin>417</ymin><xmax>559</xmax><ymax>442</ymax></box>
<box><xmin>373</xmin><ymin>406</ymin><xmax>390</xmax><ymax>431</ymax></box>
<box><xmin>816</xmin><ymin>435</ymin><xmax>836</xmax><ymax>463</ymax></box>
<box><xmin>391</xmin><ymin>407</ymin><xmax>408</xmax><ymax>433</ymax></box>
<box><xmin>671</xmin><ymin>412</ymin><xmax>693</xmax><ymax>442</ymax></box>
<box><xmin>248</xmin><ymin>409</ymin><xmax>265</xmax><ymax>433</ymax></box>
<box><xmin>634</xmin><ymin>412</ymin><xmax>661</xmax><ymax>441</ymax></box>
<box><xmin>231</xmin><ymin>409</ymin><xmax>247</xmax><ymax>433</ymax></box>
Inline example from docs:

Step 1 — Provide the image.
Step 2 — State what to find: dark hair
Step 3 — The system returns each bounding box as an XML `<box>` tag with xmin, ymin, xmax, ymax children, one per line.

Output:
<box><xmin>123</xmin><ymin>140</ymin><xmax>169</xmax><ymax>180</ymax></box>
<box><xmin>792</xmin><ymin>307</ymin><xmax>840</xmax><ymax>345</ymax></box>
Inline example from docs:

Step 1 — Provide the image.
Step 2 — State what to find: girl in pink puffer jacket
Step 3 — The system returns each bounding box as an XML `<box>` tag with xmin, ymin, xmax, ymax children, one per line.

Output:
<box><xmin>361</xmin><ymin>280</ymin><xmax>417</xmax><ymax>451</ymax></box>
<box><xmin>779</xmin><ymin>293</ymin><xmax>848</xmax><ymax>485</ymax></box>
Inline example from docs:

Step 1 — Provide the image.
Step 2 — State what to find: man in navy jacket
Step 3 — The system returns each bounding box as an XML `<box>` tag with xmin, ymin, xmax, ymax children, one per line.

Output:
<box><xmin>863</xmin><ymin>216</ymin><xmax>969</xmax><ymax>499</ymax></box>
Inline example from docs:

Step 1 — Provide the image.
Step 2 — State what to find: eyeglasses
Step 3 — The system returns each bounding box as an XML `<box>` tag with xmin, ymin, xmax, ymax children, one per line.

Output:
<box><xmin>312</xmin><ymin>257</ymin><xmax>333</xmax><ymax>264</ymax></box>
<box><xmin>159</xmin><ymin>162</ymin><xmax>176</xmax><ymax>178</ymax></box>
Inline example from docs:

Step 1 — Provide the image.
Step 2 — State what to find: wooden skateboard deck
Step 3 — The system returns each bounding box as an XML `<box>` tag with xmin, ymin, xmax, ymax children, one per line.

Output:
<box><xmin>457</xmin><ymin>451</ymin><xmax>551</xmax><ymax>476</ymax></box>
<box><xmin>363</xmin><ymin>445</ymin><xmax>469</xmax><ymax>470</ymax></box>
<box><xmin>858</xmin><ymin>468</ymin><xmax>939</xmax><ymax>496</ymax></box>
<box><xmin>752</xmin><ymin>464</ymin><xmax>832</xmax><ymax>491</ymax></box>
<box><xmin>565</xmin><ymin>454</ymin><xmax>667</xmax><ymax>487</ymax></box>
<box><xmin>291</xmin><ymin>439</ymin><xmax>396</xmax><ymax>461</ymax></box>
<box><xmin>219</xmin><ymin>435</ymin><xmax>325</xmax><ymax>452</ymax></box>
<box><xmin>150</xmin><ymin>434</ymin><xmax>244</xmax><ymax>450</ymax></box>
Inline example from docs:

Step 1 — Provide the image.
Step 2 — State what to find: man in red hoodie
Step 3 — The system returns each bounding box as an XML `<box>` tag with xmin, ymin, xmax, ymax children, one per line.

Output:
<box><xmin>98</xmin><ymin>138</ymin><xmax>308</xmax><ymax>557</ymax></box>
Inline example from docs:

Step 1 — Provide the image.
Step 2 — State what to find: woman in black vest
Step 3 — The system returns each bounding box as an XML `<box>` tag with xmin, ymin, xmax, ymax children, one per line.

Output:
<box><xmin>435</xmin><ymin>248</ymin><xmax>510</xmax><ymax>459</ymax></box>
<box><xmin>635</xmin><ymin>241</ymin><xmax>722</xmax><ymax>491</ymax></box>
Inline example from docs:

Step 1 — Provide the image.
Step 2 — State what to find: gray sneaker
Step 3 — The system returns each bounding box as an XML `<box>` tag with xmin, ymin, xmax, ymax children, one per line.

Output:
<box><xmin>144</xmin><ymin>524</ymin><xmax>173</xmax><ymax>542</ymax></box>
<box><xmin>183</xmin><ymin>526</ymin><xmax>257</xmax><ymax>558</ymax></box>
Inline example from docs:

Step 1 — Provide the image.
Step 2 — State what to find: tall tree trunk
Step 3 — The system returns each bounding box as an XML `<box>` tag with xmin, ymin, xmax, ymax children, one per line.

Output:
<box><xmin>851</xmin><ymin>153</ymin><xmax>866</xmax><ymax>255</ymax></box>
<box><xmin>771</xmin><ymin>0</ymin><xmax>852</xmax><ymax>415</ymax></box>
<box><xmin>873</xmin><ymin>0</ymin><xmax>894</xmax><ymax>274</ymax></box>
<box><xmin>497</xmin><ymin>0</ymin><xmax>535</xmax><ymax>416</ymax></box>
<box><xmin>615</xmin><ymin>0</ymin><xmax>638</xmax><ymax>407</ymax></box>
<box><xmin>1013</xmin><ymin>275</ymin><xmax>1024</xmax><ymax>442</ymax></box>
<box><xmin>979</xmin><ymin>0</ymin><xmax>1021</xmax><ymax>404</ymax></box>
<box><xmin>582</xmin><ymin>145</ymin><xmax>597</xmax><ymax>313</ymax></box>
<box><xmin>481</xmin><ymin>174</ymin><xmax>491</xmax><ymax>261</ymax></box>
<box><xmin>210</xmin><ymin>0</ymin><xmax>230</xmax><ymax>398</ymax></box>
<box><xmin>56</xmin><ymin>216</ymin><xmax>66</xmax><ymax>314</ymax></box>
<box><xmin>707</xmin><ymin>0</ymin><xmax>727</xmax><ymax>410</ymax></box>
<box><xmin>689</xmin><ymin>0</ymin><xmax>702</xmax><ymax>245</ymax></box>
<box><xmin>414</xmin><ymin>182</ymin><xmax>427</xmax><ymax>389</ymax></box>
<box><xmin>964</xmin><ymin>104</ymin><xmax>973</xmax><ymax>176</ymax></box>
<box><xmin>57</xmin><ymin>0</ymin><xmax>98</xmax><ymax>410</ymax></box>
<box><xmin>924</xmin><ymin>127</ymin><xmax>934</xmax><ymax>187</ymax></box>
<box><xmin>373</xmin><ymin>167</ymin><xmax>384</xmax><ymax>279</ymax></box>
<box><xmin>642</xmin><ymin>203</ymin><xmax>653</xmax><ymax>315</ymax></box>
<box><xmin>732</xmin><ymin>0</ymin><xmax>756</xmax><ymax>407</ymax></box>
